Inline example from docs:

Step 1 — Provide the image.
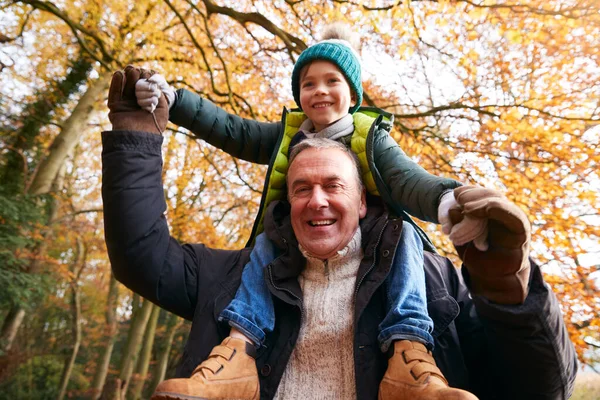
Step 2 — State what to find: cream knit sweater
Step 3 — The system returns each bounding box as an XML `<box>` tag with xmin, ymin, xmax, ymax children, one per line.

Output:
<box><xmin>274</xmin><ymin>228</ymin><xmax>363</xmax><ymax>400</ymax></box>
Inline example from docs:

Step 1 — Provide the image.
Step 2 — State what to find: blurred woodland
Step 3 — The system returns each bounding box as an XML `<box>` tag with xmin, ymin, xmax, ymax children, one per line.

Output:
<box><xmin>0</xmin><ymin>0</ymin><xmax>599</xmax><ymax>398</ymax></box>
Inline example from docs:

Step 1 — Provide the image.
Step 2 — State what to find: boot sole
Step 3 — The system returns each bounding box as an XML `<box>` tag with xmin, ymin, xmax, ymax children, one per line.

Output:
<box><xmin>151</xmin><ymin>392</ymin><xmax>252</xmax><ymax>400</ymax></box>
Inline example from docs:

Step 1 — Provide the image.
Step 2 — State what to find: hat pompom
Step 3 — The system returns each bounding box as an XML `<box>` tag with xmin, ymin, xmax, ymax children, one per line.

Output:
<box><xmin>321</xmin><ymin>23</ymin><xmax>361</xmax><ymax>52</ymax></box>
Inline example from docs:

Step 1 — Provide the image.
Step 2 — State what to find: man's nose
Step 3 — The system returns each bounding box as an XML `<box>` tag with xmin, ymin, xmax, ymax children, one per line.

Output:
<box><xmin>307</xmin><ymin>187</ymin><xmax>328</xmax><ymax>209</ymax></box>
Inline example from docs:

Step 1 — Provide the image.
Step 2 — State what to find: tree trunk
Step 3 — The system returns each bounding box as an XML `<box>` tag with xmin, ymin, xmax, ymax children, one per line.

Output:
<box><xmin>147</xmin><ymin>312</ymin><xmax>182</xmax><ymax>396</ymax></box>
<box><xmin>56</xmin><ymin>237</ymin><xmax>86</xmax><ymax>400</ymax></box>
<box><xmin>128</xmin><ymin>304</ymin><xmax>160</xmax><ymax>400</ymax></box>
<box><xmin>28</xmin><ymin>71</ymin><xmax>111</xmax><ymax>195</ymax></box>
<box><xmin>0</xmin><ymin>71</ymin><xmax>109</xmax><ymax>352</ymax></box>
<box><xmin>91</xmin><ymin>273</ymin><xmax>120</xmax><ymax>400</ymax></box>
<box><xmin>116</xmin><ymin>297</ymin><xmax>153</xmax><ymax>399</ymax></box>
<box><xmin>1</xmin><ymin>56</ymin><xmax>92</xmax><ymax>194</ymax></box>
<box><xmin>0</xmin><ymin>307</ymin><xmax>25</xmax><ymax>352</ymax></box>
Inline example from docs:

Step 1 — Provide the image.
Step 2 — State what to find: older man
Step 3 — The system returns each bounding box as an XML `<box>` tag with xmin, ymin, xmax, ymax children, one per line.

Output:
<box><xmin>102</xmin><ymin>67</ymin><xmax>577</xmax><ymax>399</ymax></box>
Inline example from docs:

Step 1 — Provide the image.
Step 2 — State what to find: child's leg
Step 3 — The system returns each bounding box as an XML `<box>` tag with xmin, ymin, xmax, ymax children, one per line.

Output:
<box><xmin>218</xmin><ymin>232</ymin><xmax>278</xmax><ymax>348</ymax></box>
<box><xmin>378</xmin><ymin>222</ymin><xmax>478</xmax><ymax>400</ymax></box>
<box><xmin>152</xmin><ymin>233</ymin><xmax>277</xmax><ymax>400</ymax></box>
<box><xmin>378</xmin><ymin>221</ymin><xmax>434</xmax><ymax>352</ymax></box>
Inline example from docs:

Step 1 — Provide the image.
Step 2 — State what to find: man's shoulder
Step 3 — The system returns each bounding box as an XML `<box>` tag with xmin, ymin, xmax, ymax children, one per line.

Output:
<box><xmin>186</xmin><ymin>242</ymin><xmax>252</xmax><ymax>273</ymax></box>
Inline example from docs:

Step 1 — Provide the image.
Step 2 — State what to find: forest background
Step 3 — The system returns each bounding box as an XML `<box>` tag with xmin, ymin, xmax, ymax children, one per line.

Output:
<box><xmin>0</xmin><ymin>0</ymin><xmax>599</xmax><ymax>399</ymax></box>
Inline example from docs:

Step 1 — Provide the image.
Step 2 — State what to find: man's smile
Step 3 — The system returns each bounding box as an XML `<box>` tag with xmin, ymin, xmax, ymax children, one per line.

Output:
<box><xmin>308</xmin><ymin>219</ymin><xmax>336</xmax><ymax>226</ymax></box>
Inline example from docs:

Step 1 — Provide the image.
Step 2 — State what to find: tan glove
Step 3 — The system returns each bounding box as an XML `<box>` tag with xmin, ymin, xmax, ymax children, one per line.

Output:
<box><xmin>450</xmin><ymin>185</ymin><xmax>531</xmax><ymax>304</ymax></box>
<box><xmin>108</xmin><ymin>65</ymin><xmax>168</xmax><ymax>134</ymax></box>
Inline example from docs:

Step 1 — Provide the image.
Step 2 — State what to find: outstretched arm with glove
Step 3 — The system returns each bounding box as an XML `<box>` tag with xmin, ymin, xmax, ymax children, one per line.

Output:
<box><xmin>448</xmin><ymin>185</ymin><xmax>577</xmax><ymax>399</ymax></box>
<box><xmin>103</xmin><ymin>66</ymin><xmax>243</xmax><ymax>320</ymax></box>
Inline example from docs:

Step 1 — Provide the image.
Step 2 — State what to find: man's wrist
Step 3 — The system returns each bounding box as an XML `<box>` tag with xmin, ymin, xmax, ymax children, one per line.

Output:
<box><xmin>459</xmin><ymin>247</ymin><xmax>531</xmax><ymax>305</ymax></box>
<box><xmin>109</xmin><ymin>111</ymin><xmax>163</xmax><ymax>135</ymax></box>
<box><xmin>102</xmin><ymin>130</ymin><xmax>164</xmax><ymax>155</ymax></box>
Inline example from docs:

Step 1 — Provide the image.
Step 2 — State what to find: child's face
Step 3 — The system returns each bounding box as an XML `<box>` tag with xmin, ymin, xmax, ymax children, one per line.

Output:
<box><xmin>299</xmin><ymin>60</ymin><xmax>355</xmax><ymax>131</ymax></box>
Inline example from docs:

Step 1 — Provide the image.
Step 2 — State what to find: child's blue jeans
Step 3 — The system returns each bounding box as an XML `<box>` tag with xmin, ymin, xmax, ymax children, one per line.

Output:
<box><xmin>218</xmin><ymin>222</ymin><xmax>434</xmax><ymax>351</ymax></box>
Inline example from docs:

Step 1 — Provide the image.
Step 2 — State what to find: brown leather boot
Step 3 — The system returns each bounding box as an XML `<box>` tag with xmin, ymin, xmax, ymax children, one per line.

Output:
<box><xmin>379</xmin><ymin>340</ymin><xmax>478</xmax><ymax>400</ymax></box>
<box><xmin>151</xmin><ymin>336</ymin><xmax>259</xmax><ymax>400</ymax></box>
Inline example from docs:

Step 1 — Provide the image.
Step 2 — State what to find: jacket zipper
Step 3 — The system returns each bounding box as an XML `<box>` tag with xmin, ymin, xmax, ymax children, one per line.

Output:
<box><xmin>353</xmin><ymin>220</ymin><xmax>388</xmax><ymax>302</ymax></box>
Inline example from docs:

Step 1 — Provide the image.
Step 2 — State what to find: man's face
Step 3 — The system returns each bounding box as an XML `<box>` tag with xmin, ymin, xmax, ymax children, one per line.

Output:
<box><xmin>287</xmin><ymin>147</ymin><xmax>366</xmax><ymax>259</ymax></box>
<box><xmin>299</xmin><ymin>60</ymin><xmax>355</xmax><ymax>131</ymax></box>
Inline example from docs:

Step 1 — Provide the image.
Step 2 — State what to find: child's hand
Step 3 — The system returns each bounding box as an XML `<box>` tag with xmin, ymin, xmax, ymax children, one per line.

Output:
<box><xmin>135</xmin><ymin>73</ymin><xmax>176</xmax><ymax>113</ymax></box>
<box><xmin>449</xmin><ymin>215</ymin><xmax>489</xmax><ymax>251</ymax></box>
<box><xmin>439</xmin><ymin>189</ymin><xmax>489</xmax><ymax>251</ymax></box>
<box><xmin>438</xmin><ymin>191</ymin><xmax>459</xmax><ymax>234</ymax></box>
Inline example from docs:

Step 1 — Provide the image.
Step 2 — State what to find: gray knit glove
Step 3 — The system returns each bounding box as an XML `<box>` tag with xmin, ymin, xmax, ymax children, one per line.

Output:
<box><xmin>438</xmin><ymin>191</ymin><xmax>488</xmax><ymax>251</ymax></box>
<box><xmin>135</xmin><ymin>73</ymin><xmax>176</xmax><ymax>113</ymax></box>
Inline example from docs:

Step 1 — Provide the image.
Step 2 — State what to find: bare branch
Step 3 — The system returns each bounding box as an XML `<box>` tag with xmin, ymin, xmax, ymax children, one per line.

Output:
<box><xmin>18</xmin><ymin>0</ymin><xmax>115</xmax><ymax>69</ymax></box>
<box><xmin>201</xmin><ymin>0</ymin><xmax>307</xmax><ymax>57</ymax></box>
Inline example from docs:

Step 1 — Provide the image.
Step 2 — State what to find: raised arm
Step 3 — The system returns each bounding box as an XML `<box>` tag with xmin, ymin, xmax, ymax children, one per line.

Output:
<box><xmin>451</xmin><ymin>186</ymin><xmax>577</xmax><ymax>399</ymax></box>
<box><xmin>103</xmin><ymin>66</ymin><xmax>247</xmax><ymax>320</ymax></box>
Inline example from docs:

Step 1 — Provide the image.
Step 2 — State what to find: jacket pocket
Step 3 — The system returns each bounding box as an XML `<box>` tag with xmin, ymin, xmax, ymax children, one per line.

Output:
<box><xmin>427</xmin><ymin>291</ymin><xmax>460</xmax><ymax>338</ymax></box>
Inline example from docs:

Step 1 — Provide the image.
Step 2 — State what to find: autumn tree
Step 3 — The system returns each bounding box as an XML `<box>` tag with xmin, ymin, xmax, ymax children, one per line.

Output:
<box><xmin>0</xmin><ymin>1</ymin><xmax>598</xmax><ymax>396</ymax></box>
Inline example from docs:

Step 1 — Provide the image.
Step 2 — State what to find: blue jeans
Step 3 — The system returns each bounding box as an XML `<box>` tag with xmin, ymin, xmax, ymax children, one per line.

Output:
<box><xmin>219</xmin><ymin>223</ymin><xmax>434</xmax><ymax>351</ymax></box>
<box><xmin>218</xmin><ymin>232</ymin><xmax>278</xmax><ymax>346</ymax></box>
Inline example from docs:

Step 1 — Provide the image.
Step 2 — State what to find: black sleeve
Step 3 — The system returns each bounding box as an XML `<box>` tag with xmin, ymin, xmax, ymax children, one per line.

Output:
<box><xmin>456</xmin><ymin>260</ymin><xmax>578</xmax><ymax>399</ymax></box>
<box><xmin>101</xmin><ymin>130</ymin><xmax>246</xmax><ymax>320</ymax></box>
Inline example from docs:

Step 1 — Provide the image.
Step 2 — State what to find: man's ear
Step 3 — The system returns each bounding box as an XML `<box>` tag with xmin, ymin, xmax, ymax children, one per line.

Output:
<box><xmin>359</xmin><ymin>188</ymin><xmax>367</xmax><ymax>218</ymax></box>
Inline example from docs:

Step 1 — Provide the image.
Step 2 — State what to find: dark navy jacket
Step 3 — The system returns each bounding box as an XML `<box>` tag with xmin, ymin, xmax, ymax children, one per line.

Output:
<box><xmin>102</xmin><ymin>130</ymin><xmax>577</xmax><ymax>400</ymax></box>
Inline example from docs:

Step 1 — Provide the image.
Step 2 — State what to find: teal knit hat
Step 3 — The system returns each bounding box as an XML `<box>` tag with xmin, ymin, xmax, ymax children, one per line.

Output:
<box><xmin>291</xmin><ymin>40</ymin><xmax>363</xmax><ymax>114</ymax></box>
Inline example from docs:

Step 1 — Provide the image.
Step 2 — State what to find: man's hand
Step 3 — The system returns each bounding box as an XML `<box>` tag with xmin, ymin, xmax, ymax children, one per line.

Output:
<box><xmin>108</xmin><ymin>65</ymin><xmax>168</xmax><ymax>134</ymax></box>
<box><xmin>450</xmin><ymin>185</ymin><xmax>531</xmax><ymax>305</ymax></box>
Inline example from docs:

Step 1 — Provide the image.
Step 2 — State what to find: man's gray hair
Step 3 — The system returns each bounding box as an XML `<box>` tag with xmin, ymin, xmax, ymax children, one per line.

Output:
<box><xmin>288</xmin><ymin>138</ymin><xmax>365</xmax><ymax>190</ymax></box>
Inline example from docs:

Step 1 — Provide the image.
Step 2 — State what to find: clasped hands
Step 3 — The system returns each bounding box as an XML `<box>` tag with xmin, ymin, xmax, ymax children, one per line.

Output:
<box><xmin>107</xmin><ymin>65</ymin><xmax>169</xmax><ymax>134</ymax></box>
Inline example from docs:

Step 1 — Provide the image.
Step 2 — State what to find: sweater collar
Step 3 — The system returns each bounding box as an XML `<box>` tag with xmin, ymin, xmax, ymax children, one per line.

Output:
<box><xmin>298</xmin><ymin>227</ymin><xmax>362</xmax><ymax>262</ymax></box>
<box><xmin>299</xmin><ymin>227</ymin><xmax>363</xmax><ymax>281</ymax></box>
